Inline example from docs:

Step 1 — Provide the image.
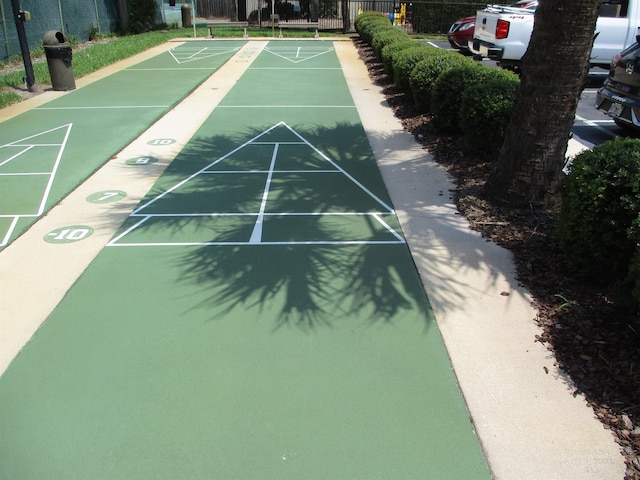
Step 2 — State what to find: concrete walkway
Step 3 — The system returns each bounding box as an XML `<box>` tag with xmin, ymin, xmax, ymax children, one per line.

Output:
<box><xmin>0</xmin><ymin>38</ymin><xmax>626</xmax><ymax>479</ymax></box>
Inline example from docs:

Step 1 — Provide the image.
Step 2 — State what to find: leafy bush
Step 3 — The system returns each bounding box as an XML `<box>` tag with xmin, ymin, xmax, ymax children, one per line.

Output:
<box><xmin>371</xmin><ymin>28</ymin><xmax>410</xmax><ymax>58</ymax></box>
<box><xmin>558</xmin><ymin>139</ymin><xmax>640</xmax><ymax>296</ymax></box>
<box><xmin>460</xmin><ymin>68</ymin><xmax>519</xmax><ymax>150</ymax></box>
<box><xmin>431</xmin><ymin>62</ymin><xmax>492</xmax><ymax>132</ymax></box>
<box><xmin>629</xmin><ymin>216</ymin><xmax>640</xmax><ymax>307</ymax></box>
<box><xmin>128</xmin><ymin>0</ymin><xmax>159</xmax><ymax>34</ymax></box>
<box><xmin>381</xmin><ymin>40</ymin><xmax>419</xmax><ymax>75</ymax></box>
<box><xmin>354</xmin><ymin>12</ymin><xmax>392</xmax><ymax>44</ymax></box>
<box><xmin>391</xmin><ymin>44</ymin><xmax>434</xmax><ymax>91</ymax></box>
<box><xmin>408</xmin><ymin>51</ymin><xmax>472</xmax><ymax>113</ymax></box>
<box><xmin>412</xmin><ymin>0</ymin><xmax>482</xmax><ymax>34</ymax></box>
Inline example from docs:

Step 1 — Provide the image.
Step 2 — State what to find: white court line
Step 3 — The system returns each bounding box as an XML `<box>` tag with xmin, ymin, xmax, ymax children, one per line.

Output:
<box><xmin>373</xmin><ymin>213</ymin><xmax>406</xmax><ymax>242</ymax></box>
<box><xmin>200</xmin><ymin>169</ymin><xmax>338</xmax><ymax>174</ymax></box>
<box><xmin>0</xmin><ymin>172</ymin><xmax>51</xmax><ymax>176</ymax></box>
<box><xmin>111</xmin><ymin>121</ymin><xmax>402</xmax><ymax>246</ymax></box>
<box><xmin>111</xmin><ymin>240</ymin><xmax>405</xmax><ymax>247</ymax></box>
<box><xmin>126</xmin><ymin>68</ymin><xmax>217</xmax><ymax>71</ymax></box>
<box><xmin>188</xmin><ymin>47</ymin><xmax>208</xmax><ymax>59</ymax></box>
<box><xmin>0</xmin><ymin>123</ymin><xmax>72</xmax><ymax>246</ymax></box>
<box><xmin>263</xmin><ymin>47</ymin><xmax>335</xmax><ymax>63</ymax></box>
<box><xmin>249</xmin><ymin>143</ymin><xmax>279</xmax><ymax>243</ymax></box>
<box><xmin>36</xmin><ymin>123</ymin><xmax>72</xmax><ymax>217</ymax></box>
<box><xmin>216</xmin><ymin>105</ymin><xmax>355</xmax><ymax>108</ymax></box>
<box><xmin>280</xmin><ymin>122</ymin><xmax>394</xmax><ymax>213</ymax></box>
<box><xmin>0</xmin><ymin>217</ymin><xmax>19</xmax><ymax>246</ymax></box>
<box><xmin>36</xmin><ymin>105</ymin><xmax>170</xmax><ymax>110</ymax></box>
<box><xmin>127</xmin><ymin>212</ymin><xmax>395</xmax><ymax>217</ymax></box>
<box><xmin>0</xmin><ymin>145</ymin><xmax>33</xmax><ymax>167</ymax></box>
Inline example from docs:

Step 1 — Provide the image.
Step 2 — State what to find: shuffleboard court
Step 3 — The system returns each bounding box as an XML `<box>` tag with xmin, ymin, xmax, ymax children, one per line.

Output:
<box><xmin>0</xmin><ymin>41</ymin><xmax>492</xmax><ymax>479</ymax></box>
<box><xmin>0</xmin><ymin>40</ymin><xmax>246</xmax><ymax>248</ymax></box>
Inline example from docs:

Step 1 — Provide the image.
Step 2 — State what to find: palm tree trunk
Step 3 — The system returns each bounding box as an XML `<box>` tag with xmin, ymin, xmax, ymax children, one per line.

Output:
<box><xmin>483</xmin><ymin>0</ymin><xmax>601</xmax><ymax>208</ymax></box>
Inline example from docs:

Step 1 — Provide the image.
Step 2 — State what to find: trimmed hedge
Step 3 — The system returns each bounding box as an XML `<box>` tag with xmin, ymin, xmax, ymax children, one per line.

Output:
<box><xmin>558</xmin><ymin>138</ymin><xmax>640</xmax><ymax>303</ymax></box>
<box><xmin>354</xmin><ymin>12</ymin><xmax>393</xmax><ymax>44</ymax></box>
<box><xmin>431</xmin><ymin>62</ymin><xmax>493</xmax><ymax>132</ymax></box>
<box><xmin>371</xmin><ymin>28</ymin><xmax>410</xmax><ymax>58</ymax></box>
<box><xmin>460</xmin><ymin>69</ymin><xmax>520</xmax><ymax>150</ymax></box>
<box><xmin>391</xmin><ymin>44</ymin><xmax>435</xmax><ymax>91</ymax></box>
<box><xmin>381</xmin><ymin>40</ymin><xmax>420</xmax><ymax>76</ymax></box>
<box><xmin>409</xmin><ymin>51</ymin><xmax>472</xmax><ymax>113</ymax></box>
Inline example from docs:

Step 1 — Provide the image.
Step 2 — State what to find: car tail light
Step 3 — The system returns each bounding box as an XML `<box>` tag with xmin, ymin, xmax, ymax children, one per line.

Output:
<box><xmin>496</xmin><ymin>19</ymin><xmax>510</xmax><ymax>39</ymax></box>
<box><xmin>611</xmin><ymin>53</ymin><xmax>622</xmax><ymax>69</ymax></box>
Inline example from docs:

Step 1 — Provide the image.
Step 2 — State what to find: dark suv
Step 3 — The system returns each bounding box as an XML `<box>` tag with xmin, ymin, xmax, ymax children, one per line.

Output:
<box><xmin>596</xmin><ymin>37</ymin><xmax>640</xmax><ymax>132</ymax></box>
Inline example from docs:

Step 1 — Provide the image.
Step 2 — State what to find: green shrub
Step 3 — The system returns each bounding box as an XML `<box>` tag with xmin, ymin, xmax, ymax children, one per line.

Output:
<box><xmin>431</xmin><ymin>62</ymin><xmax>492</xmax><ymax>132</ymax></box>
<box><xmin>629</xmin><ymin>216</ymin><xmax>640</xmax><ymax>308</ymax></box>
<box><xmin>381</xmin><ymin>40</ymin><xmax>418</xmax><ymax>76</ymax></box>
<box><xmin>460</xmin><ymin>69</ymin><xmax>519</xmax><ymax>150</ymax></box>
<box><xmin>408</xmin><ymin>51</ymin><xmax>472</xmax><ymax>113</ymax></box>
<box><xmin>558</xmin><ymin>138</ymin><xmax>640</xmax><ymax>292</ymax></box>
<box><xmin>371</xmin><ymin>28</ymin><xmax>410</xmax><ymax>58</ymax></box>
<box><xmin>391</xmin><ymin>44</ymin><xmax>434</xmax><ymax>91</ymax></box>
<box><xmin>355</xmin><ymin>12</ymin><xmax>392</xmax><ymax>44</ymax></box>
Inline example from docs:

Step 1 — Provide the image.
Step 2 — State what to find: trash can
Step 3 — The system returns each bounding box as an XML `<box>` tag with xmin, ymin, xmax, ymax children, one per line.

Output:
<box><xmin>181</xmin><ymin>3</ymin><xmax>192</xmax><ymax>28</ymax></box>
<box><xmin>43</xmin><ymin>30</ymin><xmax>75</xmax><ymax>91</ymax></box>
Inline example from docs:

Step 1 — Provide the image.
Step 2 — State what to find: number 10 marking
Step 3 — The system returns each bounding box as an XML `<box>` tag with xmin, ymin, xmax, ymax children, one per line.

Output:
<box><xmin>45</xmin><ymin>225</ymin><xmax>94</xmax><ymax>244</ymax></box>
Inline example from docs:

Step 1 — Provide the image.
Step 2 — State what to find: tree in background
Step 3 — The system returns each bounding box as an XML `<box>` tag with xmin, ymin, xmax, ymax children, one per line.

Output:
<box><xmin>483</xmin><ymin>0</ymin><xmax>601</xmax><ymax>207</ymax></box>
<box><xmin>128</xmin><ymin>0</ymin><xmax>159</xmax><ymax>34</ymax></box>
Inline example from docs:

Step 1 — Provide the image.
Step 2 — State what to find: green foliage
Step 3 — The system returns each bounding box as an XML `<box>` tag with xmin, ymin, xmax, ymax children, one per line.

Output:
<box><xmin>391</xmin><ymin>44</ymin><xmax>434</xmax><ymax>91</ymax></box>
<box><xmin>371</xmin><ymin>28</ymin><xmax>410</xmax><ymax>58</ymax></box>
<box><xmin>431</xmin><ymin>62</ymin><xmax>491</xmax><ymax>132</ymax></box>
<box><xmin>629</xmin><ymin>216</ymin><xmax>640</xmax><ymax>307</ymax></box>
<box><xmin>408</xmin><ymin>50</ymin><xmax>471</xmax><ymax>113</ymax></box>
<box><xmin>412</xmin><ymin>0</ymin><xmax>485</xmax><ymax>34</ymax></box>
<box><xmin>354</xmin><ymin>12</ymin><xmax>393</xmax><ymax>44</ymax></box>
<box><xmin>460</xmin><ymin>69</ymin><xmax>519</xmax><ymax>150</ymax></box>
<box><xmin>0</xmin><ymin>91</ymin><xmax>22</xmax><ymax>109</ymax></box>
<box><xmin>128</xmin><ymin>0</ymin><xmax>159</xmax><ymax>34</ymax></box>
<box><xmin>381</xmin><ymin>40</ymin><xmax>418</xmax><ymax>76</ymax></box>
<box><xmin>558</xmin><ymin>139</ymin><xmax>640</xmax><ymax>297</ymax></box>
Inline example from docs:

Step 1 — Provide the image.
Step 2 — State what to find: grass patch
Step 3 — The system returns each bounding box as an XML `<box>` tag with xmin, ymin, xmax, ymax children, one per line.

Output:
<box><xmin>0</xmin><ymin>91</ymin><xmax>22</xmax><ymax>108</ymax></box>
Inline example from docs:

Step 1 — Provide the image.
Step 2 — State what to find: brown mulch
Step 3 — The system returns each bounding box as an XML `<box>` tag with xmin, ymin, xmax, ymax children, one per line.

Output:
<box><xmin>352</xmin><ymin>38</ymin><xmax>640</xmax><ymax>479</ymax></box>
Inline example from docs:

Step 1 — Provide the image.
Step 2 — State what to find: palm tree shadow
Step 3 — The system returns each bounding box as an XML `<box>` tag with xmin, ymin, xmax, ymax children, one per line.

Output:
<box><xmin>114</xmin><ymin>122</ymin><xmax>433</xmax><ymax>331</ymax></box>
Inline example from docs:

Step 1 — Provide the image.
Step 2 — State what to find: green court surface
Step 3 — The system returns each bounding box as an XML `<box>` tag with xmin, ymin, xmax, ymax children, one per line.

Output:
<box><xmin>0</xmin><ymin>41</ymin><xmax>491</xmax><ymax>479</ymax></box>
<box><xmin>0</xmin><ymin>40</ymin><xmax>246</xmax><ymax>248</ymax></box>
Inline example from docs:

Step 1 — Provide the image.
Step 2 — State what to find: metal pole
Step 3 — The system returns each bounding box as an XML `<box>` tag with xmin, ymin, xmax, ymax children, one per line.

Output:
<box><xmin>10</xmin><ymin>0</ymin><xmax>36</xmax><ymax>92</ymax></box>
<box><xmin>93</xmin><ymin>0</ymin><xmax>101</xmax><ymax>32</ymax></box>
<box><xmin>57</xmin><ymin>0</ymin><xmax>64</xmax><ymax>34</ymax></box>
<box><xmin>191</xmin><ymin>0</ymin><xmax>196</xmax><ymax>37</ymax></box>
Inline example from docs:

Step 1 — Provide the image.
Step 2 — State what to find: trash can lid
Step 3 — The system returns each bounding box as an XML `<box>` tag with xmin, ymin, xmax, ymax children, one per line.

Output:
<box><xmin>43</xmin><ymin>30</ymin><xmax>67</xmax><ymax>46</ymax></box>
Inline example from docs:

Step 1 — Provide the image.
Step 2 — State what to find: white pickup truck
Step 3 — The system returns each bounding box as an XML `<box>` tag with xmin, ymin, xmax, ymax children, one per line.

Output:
<box><xmin>469</xmin><ymin>0</ymin><xmax>640</xmax><ymax>70</ymax></box>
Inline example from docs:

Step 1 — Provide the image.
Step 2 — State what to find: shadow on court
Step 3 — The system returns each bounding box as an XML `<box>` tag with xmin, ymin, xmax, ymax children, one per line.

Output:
<box><xmin>109</xmin><ymin>122</ymin><xmax>432</xmax><ymax>330</ymax></box>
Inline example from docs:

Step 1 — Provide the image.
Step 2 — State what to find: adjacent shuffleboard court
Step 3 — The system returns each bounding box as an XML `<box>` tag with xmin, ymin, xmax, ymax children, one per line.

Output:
<box><xmin>0</xmin><ymin>41</ymin><xmax>246</xmax><ymax>248</ymax></box>
<box><xmin>0</xmin><ymin>41</ymin><xmax>492</xmax><ymax>479</ymax></box>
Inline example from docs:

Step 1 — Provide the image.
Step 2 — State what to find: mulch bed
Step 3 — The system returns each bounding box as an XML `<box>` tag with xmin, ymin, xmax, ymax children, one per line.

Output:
<box><xmin>352</xmin><ymin>37</ymin><xmax>640</xmax><ymax>479</ymax></box>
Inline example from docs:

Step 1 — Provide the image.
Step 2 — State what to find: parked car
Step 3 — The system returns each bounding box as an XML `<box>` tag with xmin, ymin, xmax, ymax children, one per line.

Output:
<box><xmin>596</xmin><ymin>38</ymin><xmax>640</xmax><ymax>132</ymax></box>
<box><xmin>447</xmin><ymin>15</ymin><xmax>475</xmax><ymax>55</ymax></box>
<box><xmin>448</xmin><ymin>1</ymin><xmax>537</xmax><ymax>56</ymax></box>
